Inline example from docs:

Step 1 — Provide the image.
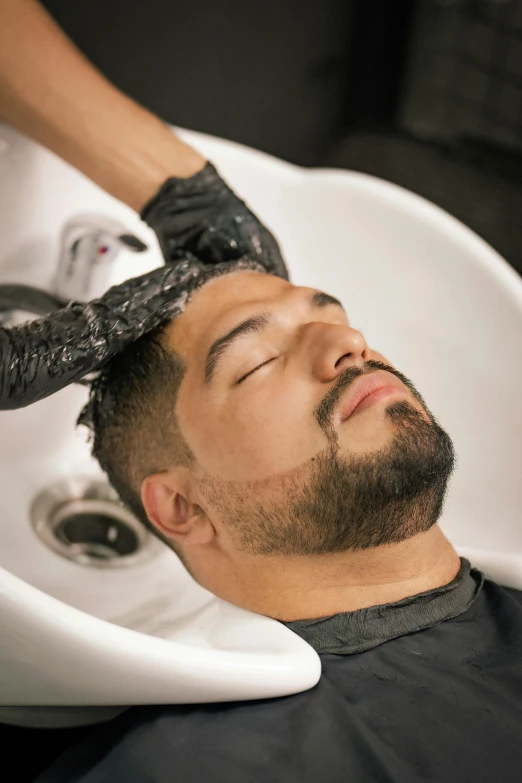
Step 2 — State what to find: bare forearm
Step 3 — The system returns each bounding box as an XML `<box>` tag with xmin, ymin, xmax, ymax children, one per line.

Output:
<box><xmin>0</xmin><ymin>0</ymin><xmax>205</xmax><ymax>210</ymax></box>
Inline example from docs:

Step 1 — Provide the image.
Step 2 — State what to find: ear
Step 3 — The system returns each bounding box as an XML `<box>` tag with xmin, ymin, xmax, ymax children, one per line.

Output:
<box><xmin>141</xmin><ymin>472</ymin><xmax>215</xmax><ymax>546</ymax></box>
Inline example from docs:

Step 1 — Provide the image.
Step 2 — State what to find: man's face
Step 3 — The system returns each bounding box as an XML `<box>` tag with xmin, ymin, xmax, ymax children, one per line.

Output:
<box><xmin>161</xmin><ymin>270</ymin><xmax>455</xmax><ymax>559</ymax></box>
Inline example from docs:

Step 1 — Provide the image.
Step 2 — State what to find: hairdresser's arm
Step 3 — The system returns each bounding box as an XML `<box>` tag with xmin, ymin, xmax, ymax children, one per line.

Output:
<box><xmin>0</xmin><ymin>0</ymin><xmax>205</xmax><ymax>210</ymax></box>
<box><xmin>0</xmin><ymin>0</ymin><xmax>287</xmax><ymax>276</ymax></box>
<box><xmin>0</xmin><ymin>258</ymin><xmax>245</xmax><ymax>410</ymax></box>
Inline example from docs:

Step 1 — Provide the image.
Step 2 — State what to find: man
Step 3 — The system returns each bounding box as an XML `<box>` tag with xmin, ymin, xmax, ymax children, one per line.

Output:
<box><xmin>38</xmin><ymin>259</ymin><xmax>522</xmax><ymax>782</ymax></box>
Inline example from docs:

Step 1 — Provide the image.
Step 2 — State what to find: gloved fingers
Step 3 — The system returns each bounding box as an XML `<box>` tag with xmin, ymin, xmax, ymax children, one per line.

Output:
<box><xmin>141</xmin><ymin>162</ymin><xmax>289</xmax><ymax>279</ymax></box>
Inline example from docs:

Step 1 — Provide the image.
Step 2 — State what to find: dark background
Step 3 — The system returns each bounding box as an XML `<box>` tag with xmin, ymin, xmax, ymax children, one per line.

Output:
<box><xmin>42</xmin><ymin>0</ymin><xmax>522</xmax><ymax>275</ymax></box>
<box><xmin>3</xmin><ymin>1</ymin><xmax>522</xmax><ymax>780</ymax></box>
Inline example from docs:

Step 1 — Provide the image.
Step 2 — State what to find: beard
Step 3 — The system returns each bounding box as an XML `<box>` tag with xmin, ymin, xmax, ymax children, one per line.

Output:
<box><xmin>195</xmin><ymin>366</ymin><xmax>456</xmax><ymax>556</ymax></box>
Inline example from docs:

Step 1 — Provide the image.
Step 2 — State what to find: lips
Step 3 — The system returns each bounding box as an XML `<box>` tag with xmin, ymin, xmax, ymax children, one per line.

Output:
<box><xmin>339</xmin><ymin>371</ymin><xmax>405</xmax><ymax>421</ymax></box>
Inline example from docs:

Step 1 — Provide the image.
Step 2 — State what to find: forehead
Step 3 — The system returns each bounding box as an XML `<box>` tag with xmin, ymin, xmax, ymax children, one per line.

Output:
<box><xmin>164</xmin><ymin>270</ymin><xmax>292</xmax><ymax>361</ymax></box>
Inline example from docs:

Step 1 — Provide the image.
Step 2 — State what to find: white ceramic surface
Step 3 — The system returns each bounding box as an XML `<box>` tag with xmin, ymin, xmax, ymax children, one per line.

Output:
<box><xmin>0</xmin><ymin>123</ymin><xmax>521</xmax><ymax>728</ymax></box>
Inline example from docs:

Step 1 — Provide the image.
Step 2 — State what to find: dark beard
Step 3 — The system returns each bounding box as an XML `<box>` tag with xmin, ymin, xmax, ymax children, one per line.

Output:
<box><xmin>197</xmin><ymin>398</ymin><xmax>456</xmax><ymax>556</ymax></box>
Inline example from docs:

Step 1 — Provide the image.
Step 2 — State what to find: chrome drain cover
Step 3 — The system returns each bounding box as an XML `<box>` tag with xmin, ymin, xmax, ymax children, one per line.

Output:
<box><xmin>30</xmin><ymin>477</ymin><xmax>161</xmax><ymax>568</ymax></box>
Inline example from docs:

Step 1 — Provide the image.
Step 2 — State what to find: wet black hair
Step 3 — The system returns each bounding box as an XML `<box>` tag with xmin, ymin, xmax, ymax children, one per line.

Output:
<box><xmin>78</xmin><ymin>324</ymin><xmax>193</xmax><ymax>547</ymax></box>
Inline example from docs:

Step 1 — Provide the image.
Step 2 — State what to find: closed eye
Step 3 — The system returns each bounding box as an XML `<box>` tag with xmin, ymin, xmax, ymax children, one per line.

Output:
<box><xmin>236</xmin><ymin>357</ymin><xmax>278</xmax><ymax>385</ymax></box>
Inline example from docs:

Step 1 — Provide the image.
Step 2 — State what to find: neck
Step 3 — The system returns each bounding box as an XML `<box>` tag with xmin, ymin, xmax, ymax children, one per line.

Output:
<box><xmin>207</xmin><ymin>525</ymin><xmax>461</xmax><ymax>621</ymax></box>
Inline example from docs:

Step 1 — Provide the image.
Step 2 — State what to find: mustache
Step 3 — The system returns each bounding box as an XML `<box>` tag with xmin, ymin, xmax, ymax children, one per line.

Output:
<box><xmin>313</xmin><ymin>359</ymin><xmax>414</xmax><ymax>433</ymax></box>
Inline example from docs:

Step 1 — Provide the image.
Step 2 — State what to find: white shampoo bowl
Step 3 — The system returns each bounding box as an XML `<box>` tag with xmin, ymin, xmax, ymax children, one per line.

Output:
<box><xmin>0</xmin><ymin>125</ymin><xmax>521</xmax><ymax>728</ymax></box>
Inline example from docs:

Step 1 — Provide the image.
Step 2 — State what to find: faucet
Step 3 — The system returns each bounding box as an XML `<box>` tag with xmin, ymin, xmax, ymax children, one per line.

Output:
<box><xmin>51</xmin><ymin>213</ymin><xmax>147</xmax><ymax>302</ymax></box>
<box><xmin>0</xmin><ymin>214</ymin><xmax>148</xmax><ymax>382</ymax></box>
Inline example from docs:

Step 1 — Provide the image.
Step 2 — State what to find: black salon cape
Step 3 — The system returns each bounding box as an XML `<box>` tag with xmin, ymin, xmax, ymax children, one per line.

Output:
<box><xmin>36</xmin><ymin>575</ymin><xmax>522</xmax><ymax>783</ymax></box>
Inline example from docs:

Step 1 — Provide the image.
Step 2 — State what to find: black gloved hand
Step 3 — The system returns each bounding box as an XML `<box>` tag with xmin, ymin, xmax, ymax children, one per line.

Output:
<box><xmin>0</xmin><ymin>257</ymin><xmax>262</xmax><ymax>411</ymax></box>
<box><xmin>141</xmin><ymin>162</ymin><xmax>289</xmax><ymax>280</ymax></box>
<box><xmin>0</xmin><ymin>160</ymin><xmax>286</xmax><ymax>412</ymax></box>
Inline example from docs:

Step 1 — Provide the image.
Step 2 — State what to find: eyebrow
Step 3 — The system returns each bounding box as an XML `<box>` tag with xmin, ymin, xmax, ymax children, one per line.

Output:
<box><xmin>203</xmin><ymin>290</ymin><xmax>345</xmax><ymax>386</ymax></box>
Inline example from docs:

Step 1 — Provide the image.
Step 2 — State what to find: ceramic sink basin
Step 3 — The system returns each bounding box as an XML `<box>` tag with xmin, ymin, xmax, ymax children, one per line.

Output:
<box><xmin>0</xmin><ymin>123</ymin><xmax>521</xmax><ymax>729</ymax></box>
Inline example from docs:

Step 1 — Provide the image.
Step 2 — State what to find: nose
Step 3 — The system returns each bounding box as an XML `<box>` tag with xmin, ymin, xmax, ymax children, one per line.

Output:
<box><xmin>300</xmin><ymin>321</ymin><xmax>369</xmax><ymax>382</ymax></box>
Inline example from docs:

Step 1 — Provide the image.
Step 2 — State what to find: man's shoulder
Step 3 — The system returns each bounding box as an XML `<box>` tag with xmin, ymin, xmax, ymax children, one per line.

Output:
<box><xmin>502</xmin><ymin>585</ymin><xmax>522</xmax><ymax>606</ymax></box>
<box><xmin>38</xmin><ymin>694</ymin><xmax>321</xmax><ymax>783</ymax></box>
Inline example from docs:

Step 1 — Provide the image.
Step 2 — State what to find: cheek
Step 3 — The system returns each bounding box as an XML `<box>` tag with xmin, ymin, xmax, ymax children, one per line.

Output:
<box><xmin>181</xmin><ymin>385</ymin><xmax>328</xmax><ymax>481</ymax></box>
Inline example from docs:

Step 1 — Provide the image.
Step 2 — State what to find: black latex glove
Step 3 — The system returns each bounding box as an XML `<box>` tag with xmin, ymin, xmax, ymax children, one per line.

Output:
<box><xmin>0</xmin><ymin>258</ymin><xmax>262</xmax><ymax>411</ymax></box>
<box><xmin>141</xmin><ymin>162</ymin><xmax>289</xmax><ymax>280</ymax></box>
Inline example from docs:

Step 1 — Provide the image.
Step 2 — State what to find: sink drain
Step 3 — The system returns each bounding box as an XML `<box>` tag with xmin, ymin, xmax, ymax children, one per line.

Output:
<box><xmin>30</xmin><ymin>478</ymin><xmax>161</xmax><ymax>568</ymax></box>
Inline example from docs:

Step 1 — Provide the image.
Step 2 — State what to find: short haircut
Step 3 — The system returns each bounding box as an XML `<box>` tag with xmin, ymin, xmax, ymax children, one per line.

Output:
<box><xmin>78</xmin><ymin>324</ymin><xmax>193</xmax><ymax>548</ymax></box>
